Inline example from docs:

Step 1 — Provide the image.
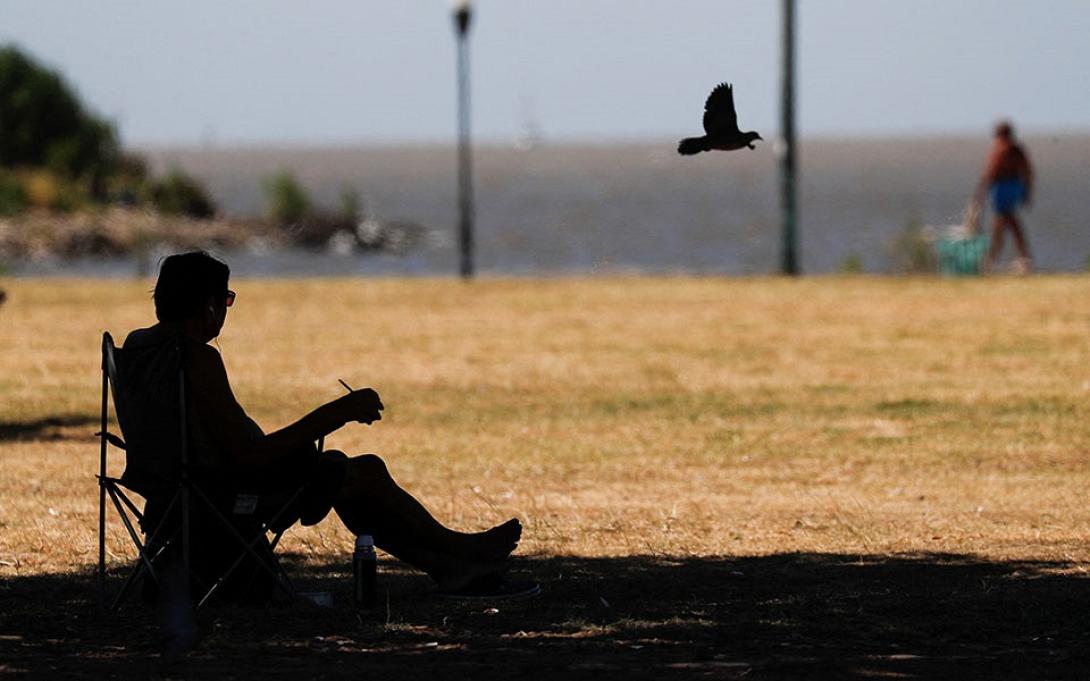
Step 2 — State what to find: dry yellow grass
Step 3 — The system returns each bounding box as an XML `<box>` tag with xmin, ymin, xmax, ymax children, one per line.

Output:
<box><xmin>2</xmin><ymin>275</ymin><xmax>1090</xmax><ymax>579</ymax></box>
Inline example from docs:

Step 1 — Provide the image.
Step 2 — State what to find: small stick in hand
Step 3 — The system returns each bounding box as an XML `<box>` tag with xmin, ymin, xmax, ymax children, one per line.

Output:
<box><xmin>339</xmin><ymin>378</ymin><xmax>380</xmax><ymax>425</ymax></box>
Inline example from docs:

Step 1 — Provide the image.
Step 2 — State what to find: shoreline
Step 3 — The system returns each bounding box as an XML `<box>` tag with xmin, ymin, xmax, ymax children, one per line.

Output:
<box><xmin>0</xmin><ymin>206</ymin><xmax>423</xmax><ymax>274</ymax></box>
<box><xmin>134</xmin><ymin>130</ymin><xmax>1090</xmax><ymax>153</ymax></box>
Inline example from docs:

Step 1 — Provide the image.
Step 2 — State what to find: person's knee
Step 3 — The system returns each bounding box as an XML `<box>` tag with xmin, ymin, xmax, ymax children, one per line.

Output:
<box><xmin>349</xmin><ymin>453</ymin><xmax>390</xmax><ymax>480</ymax></box>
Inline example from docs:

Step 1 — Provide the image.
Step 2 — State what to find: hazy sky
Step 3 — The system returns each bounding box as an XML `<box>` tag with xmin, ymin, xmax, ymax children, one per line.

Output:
<box><xmin>3</xmin><ymin>1</ymin><xmax>1089</xmax><ymax>146</ymax></box>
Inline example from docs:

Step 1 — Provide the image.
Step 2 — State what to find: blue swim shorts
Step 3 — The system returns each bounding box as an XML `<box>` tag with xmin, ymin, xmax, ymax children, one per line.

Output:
<box><xmin>990</xmin><ymin>178</ymin><xmax>1025</xmax><ymax>215</ymax></box>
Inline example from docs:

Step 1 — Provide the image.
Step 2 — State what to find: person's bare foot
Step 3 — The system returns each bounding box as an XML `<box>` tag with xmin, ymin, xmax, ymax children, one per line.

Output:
<box><xmin>466</xmin><ymin>518</ymin><xmax>521</xmax><ymax>561</ymax></box>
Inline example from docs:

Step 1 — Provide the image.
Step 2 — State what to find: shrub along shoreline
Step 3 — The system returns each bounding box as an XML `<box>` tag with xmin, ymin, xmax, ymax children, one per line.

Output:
<box><xmin>0</xmin><ymin>207</ymin><xmax>277</xmax><ymax>261</ymax></box>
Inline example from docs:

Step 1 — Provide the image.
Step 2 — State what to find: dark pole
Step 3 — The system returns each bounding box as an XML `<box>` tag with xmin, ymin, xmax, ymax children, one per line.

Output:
<box><xmin>454</xmin><ymin>2</ymin><xmax>475</xmax><ymax>279</ymax></box>
<box><xmin>780</xmin><ymin>0</ymin><xmax>799</xmax><ymax>275</ymax></box>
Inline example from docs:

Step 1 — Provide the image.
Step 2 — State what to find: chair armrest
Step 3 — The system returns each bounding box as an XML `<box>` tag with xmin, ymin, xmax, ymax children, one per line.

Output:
<box><xmin>95</xmin><ymin>431</ymin><xmax>127</xmax><ymax>450</ymax></box>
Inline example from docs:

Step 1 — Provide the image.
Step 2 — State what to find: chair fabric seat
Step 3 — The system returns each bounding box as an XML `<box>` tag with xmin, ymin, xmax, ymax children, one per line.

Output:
<box><xmin>110</xmin><ymin>339</ymin><xmax>187</xmax><ymax>497</ymax></box>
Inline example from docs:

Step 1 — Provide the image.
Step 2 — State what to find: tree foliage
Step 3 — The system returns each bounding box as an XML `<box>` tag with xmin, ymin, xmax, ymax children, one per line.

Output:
<box><xmin>0</xmin><ymin>46</ymin><xmax>218</xmax><ymax>218</ymax></box>
<box><xmin>0</xmin><ymin>45</ymin><xmax>120</xmax><ymax>194</ymax></box>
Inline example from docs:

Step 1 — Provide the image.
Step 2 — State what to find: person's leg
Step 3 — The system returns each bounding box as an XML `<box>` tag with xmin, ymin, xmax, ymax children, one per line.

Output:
<box><xmin>983</xmin><ymin>215</ymin><xmax>1007</xmax><ymax>273</ymax></box>
<box><xmin>332</xmin><ymin>454</ymin><xmax>520</xmax><ymax>587</ymax></box>
<box><xmin>1007</xmin><ymin>213</ymin><xmax>1032</xmax><ymax>272</ymax></box>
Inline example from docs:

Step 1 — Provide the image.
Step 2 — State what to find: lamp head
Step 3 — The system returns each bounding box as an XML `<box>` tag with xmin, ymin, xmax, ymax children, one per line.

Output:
<box><xmin>452</xmin><ymin>0</ymin><xmax>472</xmax><ymax>34</ymax></box>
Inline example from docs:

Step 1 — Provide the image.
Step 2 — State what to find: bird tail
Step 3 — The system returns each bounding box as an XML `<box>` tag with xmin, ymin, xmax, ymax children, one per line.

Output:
<box><xmin>677</xmin><ymin>137</ymin><xmax>709</xmax><ymax>156</ymax></box>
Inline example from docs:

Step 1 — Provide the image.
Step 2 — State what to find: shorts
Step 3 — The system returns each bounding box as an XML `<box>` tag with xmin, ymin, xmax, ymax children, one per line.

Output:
<box><xmin>253</xmin><ymin>448</ymin><xmax>348</xmax><ymax>528</ymax></box>
<box><xmin>990</xmin><ymin>178</ymin><xmax>1025</xmax><ymax>216</ymax></box>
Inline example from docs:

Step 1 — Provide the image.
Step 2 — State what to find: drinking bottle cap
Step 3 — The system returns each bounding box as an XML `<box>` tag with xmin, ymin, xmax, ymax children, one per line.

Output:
<box><xmin>355</xmin><ymin>534</ymin><xmax>375</xmax><ymax>549</ymax></box>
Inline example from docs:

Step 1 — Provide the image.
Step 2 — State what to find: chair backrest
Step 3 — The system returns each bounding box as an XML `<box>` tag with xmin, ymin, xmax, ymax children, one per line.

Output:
<box><xmin>103</xmin><ymin>332</ymin><xmax>188</xmax><ymax>496</ymax></box>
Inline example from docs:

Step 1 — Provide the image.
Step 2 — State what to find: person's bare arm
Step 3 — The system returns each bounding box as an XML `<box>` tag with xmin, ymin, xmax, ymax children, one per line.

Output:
<box><xmin>261</xmin><ymin>390</ymin><xmax>383</xmax><ymax>465</ymax></box>
<box><xmin>974</xmin><ymin>147</ymin><xmax>1001</xmax><ymax>201</ymax></box>
<box><xmin>188</xmin><ymin>344</ymin><xmax>383</xmax><ymax>470</ymax></box>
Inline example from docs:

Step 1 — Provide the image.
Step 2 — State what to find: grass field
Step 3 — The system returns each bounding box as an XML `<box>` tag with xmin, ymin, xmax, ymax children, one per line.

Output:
<box><xmin>2</xmin><ymin>275</ymin><xmax>1090</xmax><ymax>678</ymax></box>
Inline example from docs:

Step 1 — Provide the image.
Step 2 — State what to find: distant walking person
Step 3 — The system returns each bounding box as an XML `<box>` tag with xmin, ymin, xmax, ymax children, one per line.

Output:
<box><xmin>975</xmin><ymin>121</ymin><xmax>1034</xmax><ymax>274</ymax></box>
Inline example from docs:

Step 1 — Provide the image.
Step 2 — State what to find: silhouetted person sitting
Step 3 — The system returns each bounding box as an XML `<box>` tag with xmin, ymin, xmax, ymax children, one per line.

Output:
<box><xmin>975</xmin><ymin>121</ymin><xmax>1034</xmax><ymax>274</ymax></box>
<box><xmin>123</xmin><ymin>251</ymin><xmax>522</xmax><ymax>599</ymax></box>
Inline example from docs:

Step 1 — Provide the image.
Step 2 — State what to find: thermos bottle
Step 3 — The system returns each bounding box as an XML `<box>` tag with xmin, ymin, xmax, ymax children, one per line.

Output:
<box><xmin>353</xmin><ymin>534</ymin><xmax>377</xmax><ymax>609</ymax></box>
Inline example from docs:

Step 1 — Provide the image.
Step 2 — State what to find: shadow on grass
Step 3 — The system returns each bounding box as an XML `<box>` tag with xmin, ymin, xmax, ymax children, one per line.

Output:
<box><xmin>2</xmin><ymin>552</ymin><xmax>1088</xmax><ymax>679</ymax></box>
<box><xmin>0</xmin><ymin>415</ymin><xmax>97</xmax><ymax>442</ymax></box>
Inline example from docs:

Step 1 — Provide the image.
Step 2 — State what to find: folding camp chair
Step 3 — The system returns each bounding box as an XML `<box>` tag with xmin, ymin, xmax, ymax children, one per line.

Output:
<box><xmin>96</xmin><ymin>331</ymin><xmax>309</xmax><ymax>610</ymax></box>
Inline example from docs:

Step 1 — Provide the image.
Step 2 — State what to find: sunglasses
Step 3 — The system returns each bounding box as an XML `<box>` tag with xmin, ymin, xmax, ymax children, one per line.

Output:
<box><xmin>225</xmin><ymin>290</ymin><xmax>236</xmax><ymax>307</ymax></box>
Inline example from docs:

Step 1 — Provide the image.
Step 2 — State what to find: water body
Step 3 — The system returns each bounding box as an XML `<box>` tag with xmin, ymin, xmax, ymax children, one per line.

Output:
<box><xmin>16</xmin><ymin>135</ymin><xmax>1090</xmax><ymax>277</ymax></box>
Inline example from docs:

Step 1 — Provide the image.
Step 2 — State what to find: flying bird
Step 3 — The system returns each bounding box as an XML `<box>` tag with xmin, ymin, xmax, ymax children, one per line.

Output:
<box><xmin>678</xmin><ymin>82</ymin><xmax>762</xmax><ymax>155</ymax></box>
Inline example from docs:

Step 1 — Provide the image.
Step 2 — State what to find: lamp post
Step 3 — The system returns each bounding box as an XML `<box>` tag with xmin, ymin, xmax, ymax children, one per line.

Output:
<box><xmin>452</xmin><ymin>0</ymin><xmax>475</xmax><ymax>279</ymax></box>
<box><xmin>779</xmin><ymin>0</ymin><xmax>799</xmax><ymax>275</ymax></box>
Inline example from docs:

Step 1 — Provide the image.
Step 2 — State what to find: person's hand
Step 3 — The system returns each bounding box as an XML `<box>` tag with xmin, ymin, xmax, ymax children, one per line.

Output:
<box><xmin>338</xmin><ymin>388</ymin><xmax>384</xmax><ymax>425</ymax></box>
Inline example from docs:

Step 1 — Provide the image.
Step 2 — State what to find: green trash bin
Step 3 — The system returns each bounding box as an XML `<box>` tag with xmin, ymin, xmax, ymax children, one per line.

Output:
<box><xmin>936</xmin><ymin>234</ymin><xmax>989</xmax><ymax>276</ymax></box>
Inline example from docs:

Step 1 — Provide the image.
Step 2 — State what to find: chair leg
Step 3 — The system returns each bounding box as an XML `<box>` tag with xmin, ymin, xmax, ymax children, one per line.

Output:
<box><xmin>98</xmin><ymin>356</ymin><xmax>109</xmax><ymax>608</ymax></box>
<box><xmin>113</xmin><ymin>486</ymin><xmax>145</xmax><ymax>522</ymax></box>
<box><xmin>100</xmin><ymin>486</ymin><xmax>184</xmax><ymax>610</ymax></box>
<box><xmin>267</xmin><ymin>531</ymin><xmax>296</xmax><ymax>593</ymax></box>
<box><xmin>98</xmin><ymin>481</ymin><xmax>107</xmax><ymax>608</ymax></box>
<box><xmin>106</xmin><ymin>482</ymin><xmax>301</xmax><ymax>610</ymax></box>
<box><xmin>196</xmin><ymin>528</ymin><xmax>297</xmax><ymax>609</ymax></box>
<box><xmin>105</xmin><ymin>497</ymin><xmax>167</xmax><ymax>611</ymax></box>
<box><xmin>106</xmin><ymin>487</ymin><xmax>158</xmax><ymax>579</ymax></box>
<box><xmin>181</xmin><ymin>485</ymin><xmax>191</xmax><ymax>595</ymax></box>
<box><xmin>190</xmin><ymin>487</ymin><xmax>296</xmax><ymax>608</ymax></box>
<box><xmin>261</xmin><ymin>495</ymin><xmax>303</xmax><ymax>597</ymax></box>
<box><xmin>109</xmin><ymin>555</ymin><xmax>148</xmax><ymax>611</ymax></box>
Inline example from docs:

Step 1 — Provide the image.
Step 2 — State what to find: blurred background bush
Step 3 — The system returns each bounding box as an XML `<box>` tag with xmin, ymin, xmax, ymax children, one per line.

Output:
<box><xmin>0</xmin><ymin>45</ymin><xmax>216</xmax><ymax>219</ymax></box>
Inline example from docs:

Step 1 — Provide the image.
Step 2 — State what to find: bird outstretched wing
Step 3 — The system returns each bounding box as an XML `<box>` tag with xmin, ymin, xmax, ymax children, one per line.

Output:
<box><xmin>702</xmin><ymin>82</ymin><xmax>740</xmax><ymax>136</ymax></box>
